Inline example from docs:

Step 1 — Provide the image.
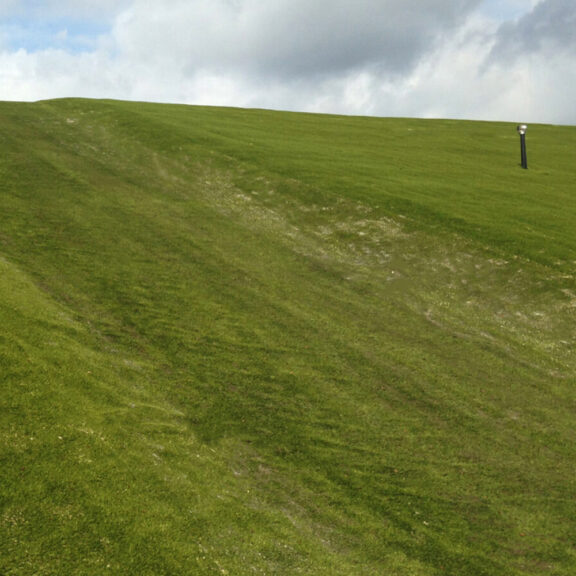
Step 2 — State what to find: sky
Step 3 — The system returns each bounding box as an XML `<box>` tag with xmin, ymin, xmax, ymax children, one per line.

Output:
<box><xmin>0</xmin><ymin>0</ymin><xmax>574</xmax><ymax>125</ymax></box>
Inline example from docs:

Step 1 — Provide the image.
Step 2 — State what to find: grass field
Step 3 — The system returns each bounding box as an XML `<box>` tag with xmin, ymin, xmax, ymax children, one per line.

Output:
<box><xmin>1</xmin><ymin>98</ymin><xmax>575</xmax><ymax>575</ymax></box>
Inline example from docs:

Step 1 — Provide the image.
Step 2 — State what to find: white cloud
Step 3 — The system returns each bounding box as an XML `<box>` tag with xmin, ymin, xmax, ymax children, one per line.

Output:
<box><xmin>0</xmin><ymin>0</ymin><xmax>574</xmax><ymax>125</ymax></box>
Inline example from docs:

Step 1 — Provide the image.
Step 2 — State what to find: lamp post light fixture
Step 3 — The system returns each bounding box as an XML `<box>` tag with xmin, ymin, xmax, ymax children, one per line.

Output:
<box><xmin>517</xmin><ymin>124</ymin><xmax>528</xmax><ymax>169</ymax></box>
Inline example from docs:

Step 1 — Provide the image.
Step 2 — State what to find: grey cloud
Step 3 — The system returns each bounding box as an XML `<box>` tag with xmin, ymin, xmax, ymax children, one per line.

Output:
<box><xmin>490</xmin><ymin>0</ymin><xmax>576</xmax><ymax>61</ymax></box>
<box><xmin>117</xmin><ymin>0</ymin><xmax>481</xmax><ymax>81</ymax></box>
<box><xmin>234</xmin><ymin>0</ymin><xmax>481</xmax><ymax>78</ymax></box>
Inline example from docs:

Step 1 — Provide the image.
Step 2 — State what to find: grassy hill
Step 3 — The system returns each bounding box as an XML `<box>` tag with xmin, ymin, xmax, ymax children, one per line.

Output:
<box><xmin>1</xmin><ymin>98</ymin><xmax>575</xmax><ymax>575</ymax></box>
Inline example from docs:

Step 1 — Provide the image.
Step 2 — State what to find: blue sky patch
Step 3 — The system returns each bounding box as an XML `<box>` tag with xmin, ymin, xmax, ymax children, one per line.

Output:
<box><xmin>479</xmin><ymin>0</ymin><xmax>535</xmax><ymax>22</ymax></box>
<box><xmin>1</xmin><ymin>17</ymin><xmax>108</xmax><ymax>53</ymax></box>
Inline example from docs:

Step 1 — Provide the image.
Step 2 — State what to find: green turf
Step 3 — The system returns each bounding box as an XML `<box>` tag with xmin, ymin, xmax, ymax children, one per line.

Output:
<box><xmin>1</xmin><ymin>98</ymin><xmax>575</xmax><ymax>575</ymax></box>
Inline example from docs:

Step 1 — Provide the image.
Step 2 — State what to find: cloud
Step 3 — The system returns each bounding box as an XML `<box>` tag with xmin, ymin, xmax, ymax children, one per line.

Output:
<box><xmin>489</xmin><ymin>0</ymin><xmax>576</xmax><ymax>61</ymax></box>
<box><xmin>0</xmin><ymin>0</ymin><xmax>575</xmax><ymax>125</ymax></box>
<box><xmin>479</xmin><ymin>0</ymin><xmax>576</xmax><ymax>124</ymax></box>
<box><xmin>113</xmin><ymin>0</ymin><xmax>480</xmax><ymax>80</ymax></box>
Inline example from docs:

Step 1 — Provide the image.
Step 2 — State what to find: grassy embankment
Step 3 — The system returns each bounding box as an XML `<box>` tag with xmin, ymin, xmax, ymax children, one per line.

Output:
<box><xmin>1</xmin><ymin>98</ymin><xmax>575</xmax><ymax>575</ymax></box>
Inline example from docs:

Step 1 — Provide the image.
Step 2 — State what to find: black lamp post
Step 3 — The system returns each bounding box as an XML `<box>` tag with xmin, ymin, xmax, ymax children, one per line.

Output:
<box><xmin>517</xmin><ymin>124</ymin><xmax>528</xmax><ymax>169</ymax></box>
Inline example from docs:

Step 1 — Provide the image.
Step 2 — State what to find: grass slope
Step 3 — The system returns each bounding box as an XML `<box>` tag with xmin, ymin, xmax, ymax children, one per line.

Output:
<box><xmin>1</xmin><ymin>98</ymin><xmax>575</xmax><ymax>575</ymax></box>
